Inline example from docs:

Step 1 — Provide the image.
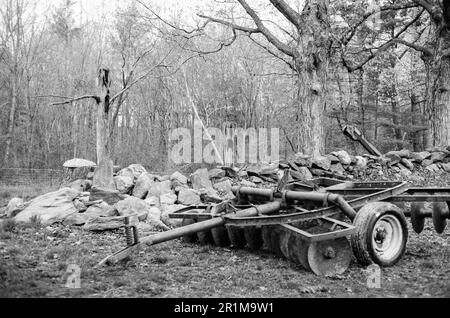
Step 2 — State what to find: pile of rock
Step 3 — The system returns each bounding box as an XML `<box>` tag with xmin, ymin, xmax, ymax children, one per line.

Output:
<box><xmin>4</xmin><ymin>146</ymin><xmax>450</xmax><ymax>233</ymax></box>
<box><xmin>281</xmin><ymin>147</ymin><xmax>450</xmax><ymax>181</ymax></box>
<box><xmin>6</xmin><ymin>164</ymin><xmax>236</xmax><ymax>234</ymax></box>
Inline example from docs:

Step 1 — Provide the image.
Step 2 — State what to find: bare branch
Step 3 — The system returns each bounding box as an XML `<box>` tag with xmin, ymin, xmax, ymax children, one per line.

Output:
<box><xmin>135</xmin><ymin>0</ymin><xmax>209</xmax><ymax>35</ymax></box>
<box><xmin>344</xmin><ymin>9</ymin><xmax>430</xmax><ymax>72</ymax></box>
<box><xmin>248</xmin><ymin>34</ymin><xmax>295</xmax><ymax>70</ymax></box>
<box><xmin>184</xmin><ymin>29</ymin><xmax>238</xmax><ymax>55</ymax></box>
<box><xmin>268</xmin><ymin>0</ymin><xmax>302</xmax><ymax>28</ymax></box>
<box><xmin>197</xmin><ymin>14</ymin><xmax>259</xmax><ymax>34</ymax></box>
<box><xmin>343</xmin><ymin>2</ymin><xmax>421</xmax><ymax>45</ymax></box>
<box><xmin>236</xmin><ymin>0</ymin><xmax>297</xmax><ymax>58</ymax></box>
<box><xmin>412</xmin><ymin>0</ymin><xmax>442</xmax><ymax>21</ymax></box>
<box><xmin>110</xmin><ymin>47</ymin><xmax>175</xmax><ymax>103</ymax></box>
<box><xmin>48</xmin><ymin>95</ymin><xmax>100</xmax><ymax>106</ymax></box>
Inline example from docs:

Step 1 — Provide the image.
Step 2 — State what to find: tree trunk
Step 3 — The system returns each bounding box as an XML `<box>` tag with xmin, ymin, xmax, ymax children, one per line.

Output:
<box><xmin>357</xmin><ymin>69</ymin><xmax>365</xmax><ymax>134</ymax></box>
<box><xmin>293</xmin><ymin>0</ymin><xmax>330</xmax><ymax>156</ymax></box>
<box><xmin>411</xmin><ymin>93</ymin><xmax>422</xmax><ymax>152</ymax></box>
<box><xmin>93</xmin><ymin>69</ymin><xmax>115</xmax><ymax>190</ymax></box>
<box><xmin>432</xmin><ymin>58</ymin><xmax>450</xmax><ymax>148</ymax></box>
<box><xmin>294</xmin><ymin>70</ymin><xmax>326</xmax><ymax>156</ymax></box>
<box><xmin>3</xmin><ymin>74</ymin><xmax>18</xmax><ymax>167</ymax></box>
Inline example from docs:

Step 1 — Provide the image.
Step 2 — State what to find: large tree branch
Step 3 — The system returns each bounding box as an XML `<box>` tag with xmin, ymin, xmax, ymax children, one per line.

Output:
<box><xmin>236</xmin><ymin>0</ymin><xmax>297</xmax><ymax>58</ymax></box>
<box><xmin>197</xmin><ymin>14</ymin><xmax>259</xmax><ymax>34</ymax></box>
<box><xmin>344</xmin><ymin>9</ymin><xmax>430</xmax><ymax>72</ymax></box>
<box><xmin>136</xmin><ymin>0</ymin><xmax>209</xmax><ymax>35</ymax></box>
<box><xmin>47</xmin><ymin>95</ymin><xmax>100</xmax><ymax>106</ymax></box>
<box><xmin>412</xmin><ymin>0</ymin><xmax>442</xmax><ymax>22</ymax></box>
<box><xmin>268</xmin><ymin>0</ymin><xmax>302</xmax><ymax>28</ymax></box>
<box><xmin>248</xmin><ymin>34</ymin><xmax>295</xmax><ymax>71</ymax></box>
<box><xmin>343</xmin><ymin>2</ymin><xmax>421</xmax><ymax>46</ymax></box>
<box><xmin>183</xmin><ymin>29</ymin><xmax>239</xmax><ymax>55</ymax></box>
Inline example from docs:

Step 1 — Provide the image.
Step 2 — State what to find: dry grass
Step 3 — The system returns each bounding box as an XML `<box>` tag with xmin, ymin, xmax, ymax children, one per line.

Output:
<box><xmin>0</xmin><ymin>184</ymin><xmax>58</xmax><ymax>208</ymax></box>
<box><xmin>0</xmin><ymin>219</ymin><xmax>448</xmax><ymax>298</ymax></box>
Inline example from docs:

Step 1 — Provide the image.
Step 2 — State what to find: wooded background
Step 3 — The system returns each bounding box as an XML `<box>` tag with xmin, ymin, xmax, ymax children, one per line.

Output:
<box><xmin>1</xmin><ymin>0</ymin><xmax>449</xmax><ymax>172</ymax></box>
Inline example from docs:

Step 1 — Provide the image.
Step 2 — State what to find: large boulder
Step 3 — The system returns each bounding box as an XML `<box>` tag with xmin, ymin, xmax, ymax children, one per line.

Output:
<box><xmin>354</xmin><ymin>156</ymin><xmax>368</xmax><ymax>169</ymax></box>
<box><xmin>178</xmin><ymin>189</ymin><xmax>201</xmax><ymax>206</ymax></box>
<box><xmin>332</xmin><ymin>151</ymin><xmax>352</xmax><ymax>166</ymax></box>
<box><xmin>430</xmin><ymin>152</ymin><xmax>447</xmax><ymax>163</ymax></box>
<box><xmin>386</xmin><ymin>150</ymin><xmax>411</xmax><ymax>159</ymax></box>
<box><xmin>145</xmin><ymin>196</ymin><xmax>160</xmax><ymax>206</ymax></box>
<box><xmin>6</xmin><ymin>198</ymin><xmax>25</xmax><ymax>218</ymax></box>
<box><xmin>132</xmin><ymin>173</ymin><xmax>157</xmax><ymax>199</ymax></box>
<box><xmin>67</xmin><ymin>179</ymin><xmax>92</xmax><ymax>192</ymax></box>
<box><xmin>442</xmin><ymin>163</ymin><xmax>450</xmax><ymax>173</ymax></box>
<box><xmin>326</xmin><ymin>155</ymin><xmax>340</xmax><ymax>164</ymax></box>
<box><xmin>160</xmin><ymin>193</ymin><xmax>177</xmax><ymax>205</ymax></box>
<box><xmin>290</xmin><ymin>167</ymin><xmax>313</xmax><ymax>181</ymax></box>
<box><xmin>191</xmin><ymin>168</ymin><xmax>213</xmax><ymax>190</ymax></box>
<box><xmin>115</xmin><ymin>197</ymin><xmax>150</xmax><ymax>221</ymax></box>
<box><xmin>294</xmin><ymin>154</ymin><xmax>312</xmax><ymax>168</ymax></box>
<box><xmin>411</xmin><ymin>152</ymin><xmax>431</xmax><ymax>163</ymax></box>
<box><xmin>89</xmin><ymin>188</ymin><xmax>126</xmax><ymax>205</ymax></box>
<box><xmin>209</xmin><ymin>168</ymin><xmax>226</xmax><ymax>179</ymax></box>
<box><xmin>311</xmin><ymin>155</ymin><xmax>332</xmax><ymax>171</ymax></box>
<box><xmin>170</xmin><ymin>172</ymin><xmax>188</xmax><ymax>187</ymax></box>
<box><xmin>146</xmin><ymin>180</ymin><xmax>173</xmax><ymax>198</ymax></box>
<box><xmin>147</xmin><ymin>206</ymin><xmax>170</xmax><ymax>231</ymax></box>
<box><xmin>64</xmin><ymin>201</ymin><xmax>117</xmax><ymax>226</ymax></box>
<box><xmin>120</xmin><ymin>164</ymin><xmax>147</xmax><ymax>180</ymax></box>
<box><xmin>401</xmin><ymin>158</ymin><xmax>415</xmax><ymax>171</ymax></box>
<box><xmin>213</xmin><ymin>180</ymin><xmax>235</xmax><ymax>200</ymax></box>
<box><xmin>83</xmin><ymin>216</ymin><xmax>126</xmax><ymax>232</ymax></box>
<box><xmin>330</xmin><ymin>163</ymin><xmax>345</xmax><ymax>175</ymax></box>
<box><xmin>384</xmin><ymin>153</ymin><xmax>402</xmax><ymax>166</ymax></box>
<box><xmin>14</xmin><ymin>188</ymin><xmax>80</xmax><ymax>225</ymax></box>
<box><xmin>114</xmin><ymin>175</ymin><xmax>134</xmax><ymax>194</ymax></box>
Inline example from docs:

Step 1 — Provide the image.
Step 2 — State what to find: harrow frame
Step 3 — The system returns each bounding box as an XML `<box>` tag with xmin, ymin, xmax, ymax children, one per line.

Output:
<box><xmin>98</xmin><ymin>178</ymin><xmax>450</xmax><ymax>276</ymax></box>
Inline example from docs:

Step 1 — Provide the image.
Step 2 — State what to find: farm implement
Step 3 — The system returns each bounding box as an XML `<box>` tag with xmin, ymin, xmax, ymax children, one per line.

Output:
<box><xmin>99</xmin><ymin>178</ymin><xmax>450</xmax><ymax>276</ymax></box>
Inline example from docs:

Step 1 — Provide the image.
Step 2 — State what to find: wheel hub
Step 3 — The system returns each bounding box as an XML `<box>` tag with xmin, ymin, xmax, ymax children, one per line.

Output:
<box><xmin>375</xmin><ymin>227</ymin><xmax>387</xmax><ymax>243</ymax></box>
<box><xmin>372</xmin><ymin>215</ymin><xmax>403</xmax><ymax>262</ymax></box>
<box><xmin>323</xmin><ymin>247</ymin><xmax>337</xmax><ymax>259</ymax></box>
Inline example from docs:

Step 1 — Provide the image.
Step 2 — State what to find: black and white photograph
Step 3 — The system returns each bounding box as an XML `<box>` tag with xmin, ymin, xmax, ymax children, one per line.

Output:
<box><xmin>0</xmin><ymin>0</ymin><xmax>449</xmax><ymax>301</ymax></box>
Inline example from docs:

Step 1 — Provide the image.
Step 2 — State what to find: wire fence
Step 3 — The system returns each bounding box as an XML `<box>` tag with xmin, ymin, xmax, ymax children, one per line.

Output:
<box><xmin>0</xmin><ymin>168</ymin><xmax>63</xmax><ymax>186</ymax></box>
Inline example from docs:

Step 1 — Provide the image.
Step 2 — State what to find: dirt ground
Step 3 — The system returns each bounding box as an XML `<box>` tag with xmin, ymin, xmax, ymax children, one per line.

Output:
<box><xmin>0</xmin><ymin>218</ymin><xmax>448</xmax><ymax>298</ymax></box>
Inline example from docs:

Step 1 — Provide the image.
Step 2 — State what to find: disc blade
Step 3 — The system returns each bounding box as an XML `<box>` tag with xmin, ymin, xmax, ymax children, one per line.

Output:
<box><xmin>307</xmin><ymin>238</ymin><xmax>352</xmax><ymax>276</ymax></box>
<box><xmin>411</xmin><ymin>202</ymin><xmax>425</xmax><ymax>234</ymax></box>
<box><xmin>432</xmin><ymin>202</ymin><xmax>448</xmax><ymax>234</ymax></box>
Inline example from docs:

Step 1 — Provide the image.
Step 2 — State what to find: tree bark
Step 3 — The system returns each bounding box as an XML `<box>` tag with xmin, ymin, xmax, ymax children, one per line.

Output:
<box><xmin>93</xmin><ymin>69</ymin><xmax>115</xmax><ymax>190</ymax></box>
<box><xmin>292</xmin><ymin>0</ymin><xmax>330</xmax><ymax>156</ymax></box>
<box><xmin>410</xmin><ymin>93</ymin><xmax>422</xmax><ymax>152</ymax></box>
<box><xmin>432</xmin><ymin>58</ymin><xmax>450</xmax><ymax>147</ymax></box>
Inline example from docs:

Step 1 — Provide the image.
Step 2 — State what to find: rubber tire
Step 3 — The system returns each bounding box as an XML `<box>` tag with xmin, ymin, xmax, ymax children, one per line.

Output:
<box><xmin>181</xmin><ymin>219</ymin><xmax>197</xmax><ymax>243</ymax></box>
<box><xmin>227</xmin><ymin>227</ymin><xmax>247</xmax><ymax>249</ymax></box>
<box><xmin>244</xmin><ymin>227</ymin><xmax>263</xmax><ymax>251</ymax></box>
<box><xmin>351</xmin><ymin>202</ymin><xmax>408</xmax><ymax>267</ymax></box>
<box><xmin>211</xmin><ymin>227</ymin><xmax>231</xmax><ymax>247</ymax></box>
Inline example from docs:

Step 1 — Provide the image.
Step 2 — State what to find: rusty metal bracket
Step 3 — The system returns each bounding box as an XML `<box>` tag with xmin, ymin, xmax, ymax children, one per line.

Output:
<box><xmin>343</xmin><ymin>125</ymin><xmax>382</xmax><ymax>157</ymax></box>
